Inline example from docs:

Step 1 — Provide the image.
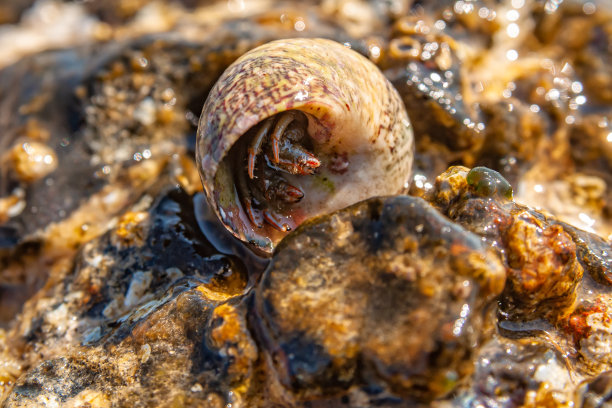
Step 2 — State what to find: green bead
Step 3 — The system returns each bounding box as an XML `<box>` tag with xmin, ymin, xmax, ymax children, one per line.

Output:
<box><xmin>466</xmin><ymin>166</ymin><xmax>514</xmax><ymax>201</ymax></box>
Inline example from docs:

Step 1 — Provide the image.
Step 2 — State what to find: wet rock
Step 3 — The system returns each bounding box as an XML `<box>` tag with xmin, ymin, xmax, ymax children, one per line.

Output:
<box><xmin>4</xmin><ymin>279</ymin><xmax>258</xmax><ymax>408</ymax></box>
<box><xmin>568</xmin><ymin>115</ymin><xmax>612</xmax><ymax>175</ymax></box>
<box><xmin>0</xmin><ymin>183</ymin><xmax>252</xmax><ymax>399</ymax></box>
<box><xmin>0</xmin><ymin>47</ymin><xmax>100</xmax><ymax>241</ymax></box>
<box><xmin>427</xmin><ymin>166</ymin><xmax>585</xmax><ymax>323</ymax></box>
<box><xmin>254</xmin><ymin>195</ymin><xmax>505</xmax><ymax>403</ymax></box>
<box><xmin>0</xmin><ymin>38</ymin><xmax>204</xmax><ymax>327</ymax></box>
<box><xmin>576</xmin><ymin>370</ymin><xmax>612</xmax><ymax>408</ymax></box>
<box><xmin>568</xmin><ymin>114</ymin><xmax>612</xmax><ymax>219</ymax></box>
<box><xmin>453</xmin><ymin>336</ymin><xmax>575</xmax><ymax>408</ymax></box>
<box><xmin>0</xmin><ymin>0</ymin><xmax>35</xmax><ymax>25</ymax></box>
<box><xmin>0</xmin><ymin>46</ymin><xmax>108</xmax><ymax>326</ymax></box>
<box><xmin>78</xmin><ymin>36</ymin><xmax>225</xmax><ymax>168</ymax></box>
<box><xmin>561</xmin><ymin>295</ymin><xmax>612</xmax><ymax>373</ymax></box>
<box><xmin>532</xmin><ymin>1</ymin><xmax>612</xmax><ymax>105</ymax></box>
<box><xmin>557</xmin><ymin>221</ymin><xmax>612</xmax><ymax>287</ymax></box>
<box><xmin>502</xmin><ymin>211</ymin><xmax>583</xmax><ymax>322</ymax></box>
<box><xmin>476</xmin><ymin>99</ymin><xmax>546</xmax><ymax>185</ymax></box>
<box><xmin>426</xmin><ymin>166</ymin><xmax>612</xmax><ymax>377</ymax></box>
<box><xmin>82</xmin><ymin>0</ymin><xmax>218</xmax><ymax>25</ymax></box>
<box><xmin>381</xmin><ymin>15</ymin><xmax>483</xmax><ymax>188</ymax></box>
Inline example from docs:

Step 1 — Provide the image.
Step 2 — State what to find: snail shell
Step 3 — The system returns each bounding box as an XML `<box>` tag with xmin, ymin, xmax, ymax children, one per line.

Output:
<box><xmin>197</xmin><ymin>38</ymin><xmax>414</xmax><ymax>254</ymax></box>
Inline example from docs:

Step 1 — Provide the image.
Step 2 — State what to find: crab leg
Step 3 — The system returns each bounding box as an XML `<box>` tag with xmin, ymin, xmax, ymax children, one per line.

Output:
<box><xmin>270</xmin><ymin>111</ymin><xmax>299</xmax><ymax>163</ymax></box>
<box><xmin>263</xmin><ymin>209</ymin><xmax>291</xmax><ymax>232</ymax></box>
<box><xmin>236</xmin><ymin>142</ymin><xmax>264</xmax><ymax>228</ymax></box>
<box><xmin>247</xmin><ymin>116</ymin><xmax>275</xmax><ymax>179</ymax></box>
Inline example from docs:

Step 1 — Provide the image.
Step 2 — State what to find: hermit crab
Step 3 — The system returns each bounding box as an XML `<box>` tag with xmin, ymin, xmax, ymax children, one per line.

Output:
<box><xmin>197</xmin><ymin>38</ymin><xmax>414</xmax><ymax>254</ymax></box>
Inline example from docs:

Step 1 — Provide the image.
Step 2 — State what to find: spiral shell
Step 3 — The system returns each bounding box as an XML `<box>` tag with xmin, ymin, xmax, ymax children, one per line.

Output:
<box><xmin>197</xmin><ymin>38</ymin><xmax>414</xmax><ymax>254</ymax></box>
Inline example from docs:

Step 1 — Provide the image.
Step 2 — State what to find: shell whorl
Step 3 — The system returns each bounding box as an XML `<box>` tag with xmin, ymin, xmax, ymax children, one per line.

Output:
<box><xmin>197</xmin><ymin>38</ymin><xmax>414</xmax><ymax>254</ymax></box>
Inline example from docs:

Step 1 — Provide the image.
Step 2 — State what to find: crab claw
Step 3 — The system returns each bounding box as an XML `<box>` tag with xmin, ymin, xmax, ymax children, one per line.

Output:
<box><xmin>264</xmin><ymin>179</ymin><xmax>304</xmax><ymax>204</ymax></box>
<box><xmin>266</xmin><ymin>141</ymin><xmax>321</xmax><ymax>176</ymax></box>
<box><xmin>244</xmin><ymin>197</ymin><xmax>263</xmax><ymax>229</ymax></box>
<box><xmin>279</xmin><ymin>184</ymin><xmax>304</xmax><ymax>203</ymax></box>
<box><xmin>297</xmin><ymin>153</ymin><xmax>321</xmax><ymax>174</ymax></box>
<box><xmin>247</xmin><ymin>153</ymin><xmax>257</xmax><ymax>180</ymax></box>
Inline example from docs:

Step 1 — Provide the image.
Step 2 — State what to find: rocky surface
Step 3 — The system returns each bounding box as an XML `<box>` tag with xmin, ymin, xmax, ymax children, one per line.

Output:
<box><xmin>0</xmin><ymin>0</ymin><xmax>611</xmax><ymax>407</ymax></box>
<box><xmin>255</xmin><ymin>195</ymin><xmax>505</xmax><ymax>404</ymax></box>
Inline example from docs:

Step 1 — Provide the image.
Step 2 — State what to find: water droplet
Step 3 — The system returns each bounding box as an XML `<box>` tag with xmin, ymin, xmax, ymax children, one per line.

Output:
<box><xmin>506</xmin><ymin>10</ymin><xmax>520</xmax><ymax>21</ymax></box>
<box><xmin>507</xmin><ymin>23</ymin><xmax>520</xmax><ymax>38</ymax></box>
